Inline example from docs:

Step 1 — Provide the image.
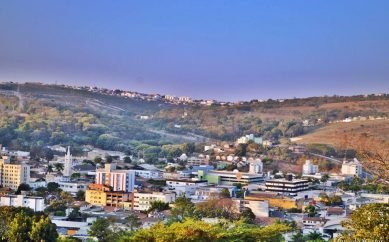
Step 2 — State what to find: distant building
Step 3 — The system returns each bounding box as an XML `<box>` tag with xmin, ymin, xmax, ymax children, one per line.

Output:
<box><xmin>0</xmin><ymin>157</ymin><xmax>30</xmax><ymax>190</ymax></box>
<box><xmin>166</xmin><ymin>179</ymin><xmax>208</xmax><ymax>196</ymax></box>
<box><xmin>131</xmin><ymin>169</ymin><xmax>162</xmax><ymax>179</ymax></box>
<box><xmin>0</xmin><ymin>194</ymin><xmax>45</xmax><ymax>212</ymax></box>
<box><xmin>236</xmin><ymin>134</ymin><xmax>262</xmax><ymax>145</ymax></box>
<box><xmin>131</xmin><ymin>191</ymin><xmax>175</xmax><ymax>211</ymax></box>
<box><xmin>265</xmin><ymin>175</ymin><xmax>310</xmax><ymax>196</ymax></box>
<box><xmin>302</xmin><ymin>216</ymin><xmax>327</xmax><ymax>227</ymax></box>
<box><xmin>58</xmin><ymin>181</ymin><xmax>88</xmax><ymax>195</ymax></box>
<box><xmin>192</xmin><ymin>185</ymin><xmax>236</xmax><ymax>201</ymax></box>
<box><xmin>248</xmin><ymin>159</ymin><xmax>263</xmax><ymax>174</ymax></box>
<box><xmin>303</xmin><ymin>160</ymin><xmax>319</xmax><ymax>175</ymax></box>
<box><xmin>95</xmin><ymin>163</ymin><xmax>135</xmax><ymax>192</ymax></box>
<box><xmin>198</xmin><ymin>170</ymin><xmax>264</xmax><ymax>186</ymax></box>
<box><xmin>341</xmin><ymin>159</ymin><xmax>363</xmax><ymax>177</ymax></box>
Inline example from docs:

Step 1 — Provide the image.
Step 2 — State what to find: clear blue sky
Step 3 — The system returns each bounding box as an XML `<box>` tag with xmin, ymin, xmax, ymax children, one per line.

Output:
<box><xmin>1</xmin><ymin>1</ymin><xmax>389</xmax><ymax>101</ymax></box>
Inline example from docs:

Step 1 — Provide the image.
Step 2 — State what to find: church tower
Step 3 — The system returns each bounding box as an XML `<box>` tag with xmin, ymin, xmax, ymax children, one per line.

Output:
<box><xmin>63</xmin><ymin>146</ymin><xmax>72</xmax><ymax>177</ymax></box>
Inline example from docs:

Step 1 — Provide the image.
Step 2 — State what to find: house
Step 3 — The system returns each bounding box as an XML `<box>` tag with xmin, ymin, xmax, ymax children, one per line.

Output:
<box><xmin>302</xmin><ymin>216</ymin><xmax>328</xmax><ymax>226</ymax></box>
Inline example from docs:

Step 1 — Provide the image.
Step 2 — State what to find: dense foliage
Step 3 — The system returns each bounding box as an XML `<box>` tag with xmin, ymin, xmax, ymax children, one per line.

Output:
<box><xmin>0</xmin><ymin>207</ymin><xmax>58</xmax><ymax>242</ymax></box>
<box><xmin>120</xmin><ymin>219</ymin><xmax>291</xmax><ymax>242</ymax></box>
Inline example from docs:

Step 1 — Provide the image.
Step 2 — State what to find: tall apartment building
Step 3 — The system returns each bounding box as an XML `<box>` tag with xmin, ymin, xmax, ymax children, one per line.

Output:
<box><xmin>95</xmin><ymin>163</ymin><xmax>135</xmax><ymax>192</ymax></box>
<box><xmin>0</xmin><ymin>157</ymin><xmax>30</xmax><ymax>190</ymax></box>
<box><xmin>302</xmin><ymin>160</ymin><xmax>319</xmax><ymax>175</ymax></box>
<box><xmin>341</xmin><ymin>159</ymin><xmax>363</xmax><ymax>177</ymax></box>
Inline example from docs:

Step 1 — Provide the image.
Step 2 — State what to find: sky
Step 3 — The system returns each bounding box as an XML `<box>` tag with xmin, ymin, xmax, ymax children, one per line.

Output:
<box><xmin>1</xmin><ymin>1</ymin><xmax>389</xmax><ymax>101</ymax></box>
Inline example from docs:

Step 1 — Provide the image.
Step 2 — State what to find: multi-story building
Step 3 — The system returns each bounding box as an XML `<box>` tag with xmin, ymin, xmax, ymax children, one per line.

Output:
<box><xmin>95</xmin><ymin>163</ymin><xmax>135</xmax><ymax>192</ymax></box>
<box><xmin>303</xmin><ymin>160</ymin><xmax>319</xmax><ymax>175</ymax></box>
<box><xmin>0</xmin><ymin>157</ymin><xmax>30</xmax><ymax>190</ymax></box>
<box><xmin>131</xmin><ymin>191</ymin><xmax>175</xmax><ymax>211</ymax></box>
<box><xmin>85</xmin><ymin>184</ymin><xmax>130</xmax><ymax>207</ymax></box>
<box><xmin>341</xmin><ymin>159</ymin><xmax>363</xmax><ymax>177</ymax></box>
<box><xmin>198</xmin><ymin>170</ymin><xmax>264</xmax><ymax>186</ymax></box>
<box><xmin>166</xmin><ymin>179</ymin><xmax>208</xmax><ymax>196</ymax></box>
<box><xmin>0</xmin><ymin>194</ymin><xmax>45</xmax><ymax>212</ymax></box>
<box><xmin>265</xmin><ymin>176</ymin><xmax>310</xmax><ymax>196</ymax></box>
<box><xmin>131</xmin><ymin>169</ymin><xmax>162</xmax><ymax>179</ymax></box>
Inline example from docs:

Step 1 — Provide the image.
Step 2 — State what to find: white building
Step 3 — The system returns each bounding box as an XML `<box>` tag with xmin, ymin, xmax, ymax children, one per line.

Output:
<box><xmin>95</xmin><ymin>163</ymin><xmax>135</xmax><ymax>192</ymax></box>
<box><xmin>248</xmin><ymin>159</ymin><xmax>263</xmax><ymax>174</ymax></box>
<box><xmin>341</xmin><ymin>159</ymin><xmax>363</xmax><ymax>177</ymax></box>
<box><xmin>191</xmin><ymin>185</ymin><xmax>236</xmax><ymax>201</ymax></box>
<box><xmin>303</xmin><ymin>160</ymin><xmax>319</xmax><ymax>175</ymax></box>
<box><xmin>58</xmin><ymin>181</ymin><xmax>89</xmax><ymax>194</ymax></box>
<box><xmin>0</xmin><ymin>194</ymin><xmax>45</xmax><ymax>212</ymax></box>
<box><xmin>131</xmin><ymin>170</ymin><xmax>162</xmax><ymax>179</ymax></box>
<box><xmin>166</xmin><ymin>179</ymin><xmax>208</xmax><ymax>197</ymax></box>
<box><xmin>132</xmin><ymin>192</ymin><xmax>175</xmax><ymax>211</ymax></box>
<box><xmin>63</xmin><ymin>146</ymin><xmax>73</xmax><ymax>177</ymax></box>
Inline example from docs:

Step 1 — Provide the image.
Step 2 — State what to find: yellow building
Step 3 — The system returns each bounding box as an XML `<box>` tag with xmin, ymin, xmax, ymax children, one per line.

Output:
<box><xmin>0</xmin><ymin>157</ymin><xmax>30</xmax><ymax>190</ymax></box>
<box><xmin>85</xmin><ymin>184</ymin><xmax>130</xmax><ymax>207</ymax></box>
<box><xmin>245</xmin><ymin>192</ymin><xmax>304</xmax><ymax>209</ymax></box>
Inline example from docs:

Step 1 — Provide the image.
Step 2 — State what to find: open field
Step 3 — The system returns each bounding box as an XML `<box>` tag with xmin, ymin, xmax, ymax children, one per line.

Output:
<box><xmin>295</xmin><ymin>119</ymin><xmax>389</xmax><ymax>147</ymax></box>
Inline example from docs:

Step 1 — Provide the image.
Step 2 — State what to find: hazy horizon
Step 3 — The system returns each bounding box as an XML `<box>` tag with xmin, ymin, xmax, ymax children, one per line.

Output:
<box><xmin>1</xmin><ymin>1</ymin><xmax>389</xmax><ymax>101</ymax></box>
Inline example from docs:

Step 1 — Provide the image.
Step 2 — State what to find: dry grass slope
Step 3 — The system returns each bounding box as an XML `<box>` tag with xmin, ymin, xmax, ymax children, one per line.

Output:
<box><xmin>296</xmin><ymin>119</ymin><xmax>389</xmax><ymax>147</ymax></box>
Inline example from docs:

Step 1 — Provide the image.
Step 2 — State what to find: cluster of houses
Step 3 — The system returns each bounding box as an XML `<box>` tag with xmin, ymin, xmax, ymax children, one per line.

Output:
<box><xmin>0</xmin><ymin>142</ymin><xmax>387</xmax><ymax>241</ymax></box>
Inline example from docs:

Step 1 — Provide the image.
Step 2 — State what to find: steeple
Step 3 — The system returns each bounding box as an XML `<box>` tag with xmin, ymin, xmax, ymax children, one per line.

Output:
<box><xmin>63</xmin><ymin>146</ymin><xmax>72</xmax><ymax>177</ymax></box>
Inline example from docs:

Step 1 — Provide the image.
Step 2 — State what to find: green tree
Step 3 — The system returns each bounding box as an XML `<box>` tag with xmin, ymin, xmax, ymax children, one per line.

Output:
<box><xmin>170</xmin><ymin>196</ymin><xmax>196</xmax><ymax>221</ymax></box>
<box><xmin>94</xmin><ymin>156</ymin><xmax>102</xmax><ymax>164</ymax></box>
<box><xmin>235</xmin><ymin>143</ymin><xmax>247</xmax><ymax>156</ymax></box>
<box><xmin>304</xmin><ymin>231</ymin><xmax>324</xmax><ymax>241</ymax></box>
<box><xmin>219</xmin><ymin>188</ymin><xmax>231</xmax><ymax>198</ymax></box>
<box><xmin>105</xmin><ymin>155</ymin><xmax>113</xmax><ymax>163</ymax></box>
<box><xmin>88</xmin><ymin>218</ymin><xmax>116</xmax><ymax>242</ymax></box>
<box><xmin>54</xmin><ymin>163</ymin><xmax>64</xmax><ymax>173</ymax></box>
<box><xmin>29</xmin><ymin>216</ymin><xmax>58</xmax><ymax>242</ymax></box>
<box><xmin>47</xmin><ymin>182</ymin><xmax>60</xmax><ymax>193</ymax></box>
<box><xmin>148</xmin><ymin>200</ymin><xmax>170</xmax><ymax>213</ymax></box>
<box><xmin>7</xmin><ymin>211</ymin><xmax>32</xmax><ymax>242</ymax></box>
<box><xmin>338</xmin><ymin>203</ymin><xmax>389</xmax><ymax>241</ymax></box>
<box><xmin>320</xmin><ymin>174</ymin><xmax>329</xmax><ymax>183</ymax></box>
<box><xmin>240</xmin><ymin>207</ymin><xmax>256</xmax><ymax>224</ymax></box>
<box><xmin>71</xmin><ymin>173</ymin><xmax>81</xmax><ymax>179</ymax></box>
<box><xmin>47</xmin><ymin>164</ymin><xmax>54</xmax><ymax>173</ymax></box>
<box><xmin>291</xmin><ymin>231</ymin><xmax>304</xmax><ymax>242</ymax></box>
<box><xmin>123</xmin><ymin>156</ymin><xmax>132</xmax><ymax>163</ymax></box>
<box><xmin>124</xmin><ymin>213</ymin><xmax>141</xmax><ymax>231</ymax></box>
<box><xmin>76</xmin><ymin>190</ymin><xmax>85</xmax><ymax>201</ymax></box>
<box><xmin>304</xmin><ymin>205</ymin><xmax>317</xmax><ymax>217</ymax></box>
<box><xmin>16</xmin><ymin>183</ymin><xmax>31</xmax><ymax>195</ymax></box>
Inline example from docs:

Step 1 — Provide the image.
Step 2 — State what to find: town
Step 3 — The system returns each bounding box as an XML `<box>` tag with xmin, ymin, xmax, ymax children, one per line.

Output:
<box><xmin>0</xmin><ymin>132</ymin><xmax>387</xmax><ymax>241</ymax></box>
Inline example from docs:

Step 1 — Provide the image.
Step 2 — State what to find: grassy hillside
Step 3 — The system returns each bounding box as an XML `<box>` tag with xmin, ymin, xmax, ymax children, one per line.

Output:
<box><xmin>295</xmin><ymin>119</ymin><xmax>389</xmax><ymax>147</ymax></box>
<box><xmin>0</xmin><ymin>82</ymin><xmax>389</xmax><ymax>156</ymax></box>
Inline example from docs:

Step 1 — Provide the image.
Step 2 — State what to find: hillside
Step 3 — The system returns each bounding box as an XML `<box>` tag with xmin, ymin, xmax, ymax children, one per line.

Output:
<box><xmin>0</xmin><ymin>82</ymin><xmax>389</xmax><ymax>156</ymax></box>
<box><xmin>295</xmin><ymin>119</ymin><xmax>389</xmax><ymax>147</ymax></box>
